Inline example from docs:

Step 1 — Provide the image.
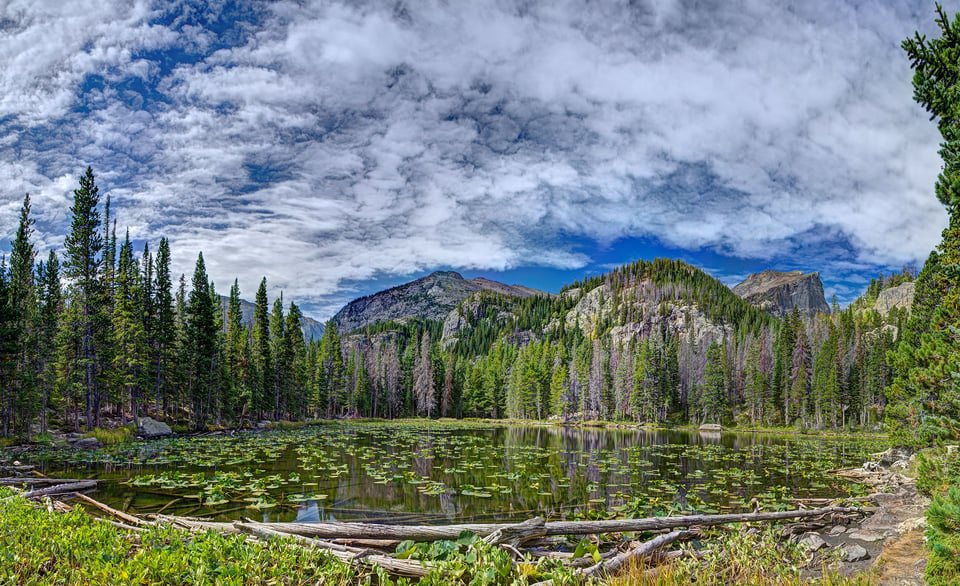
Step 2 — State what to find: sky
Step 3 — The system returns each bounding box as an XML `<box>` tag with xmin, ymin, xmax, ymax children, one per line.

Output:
<box><xmin>0</xmin><ymin>0</ymin><xmax>949</xmax><ymax>320</ymax></box>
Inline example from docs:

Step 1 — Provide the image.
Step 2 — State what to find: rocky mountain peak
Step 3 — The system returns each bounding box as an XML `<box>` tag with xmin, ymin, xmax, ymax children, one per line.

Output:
<box><xmin>331</xmin><ymin>270</ymin><xmax>542</xmax><ymax>333</ymax></box>
<box><xmin>732</xmin><ymin>270</ymin><xmax>829</xmax><ymax>318</ymax></box>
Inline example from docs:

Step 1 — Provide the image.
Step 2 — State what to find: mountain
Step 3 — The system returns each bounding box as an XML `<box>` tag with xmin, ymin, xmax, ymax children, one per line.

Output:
<box><xmin>218</xmin><ymin>296</ymin><xmax>325</xmax><ymax>341</ymax></box>
<box><xmin>331</xmin><ymin>270</ymin><xmax>542</xmax><ymax>333</ymax></box>
<box><xmin>731</xmin><ymin>270</ymin><xmax>830</xmax><ymax>318</ymax></box>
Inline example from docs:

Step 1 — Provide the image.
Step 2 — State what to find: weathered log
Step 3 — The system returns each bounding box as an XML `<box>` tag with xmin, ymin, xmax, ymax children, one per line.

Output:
<box><xmin>72</xmin><ymin>492</ymin><xmax>146</xmax><ymax>527</ymax></box>
<box><xmin>333</xmin><ymin>538</ymin><xmax>401</xmax><ymax>550</ymax></box>
<box><xmin>233</xmin><ymin>522</ymin><xmax>433</xmax><ymax>578</ymax></box>
<box><xmin>21</xmin><ymin>481</ymin><xmax>97</xmax><ymax>499</ymax></box>
<box><xmin>580</xmin><ymin>530</ymin><xmax>696</xmax><ymax>578</ymax></box>
<box><xmin>531</xmin><ymin>530</ymin><xmax>696</xmax><ymax>586</ymax></box>
<box><xmin>483</xmin><ymin>516</ymin><xmax>546</xmax><ymax>547</ymax></box>
<box><xmin>0</xmin><ymin>477</ymin><xmax>88</xmax><ymax>485</ymax></box>
<box><xmin>246</xmin><ymin>505</ymin><xmax>861</xmax><ymax>541</ymax></box>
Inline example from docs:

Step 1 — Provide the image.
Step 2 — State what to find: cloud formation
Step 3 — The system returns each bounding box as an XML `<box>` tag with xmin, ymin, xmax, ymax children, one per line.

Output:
<box><xmin>0</xmin><ymin>0</ymin><xmax>947</xmax><ymax>315</ymax></box>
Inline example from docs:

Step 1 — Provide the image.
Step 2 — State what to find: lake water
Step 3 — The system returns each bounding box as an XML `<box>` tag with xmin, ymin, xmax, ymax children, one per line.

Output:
<box><xmin>20</xmin><ymin>421</ymin><xmax>887</xmax><ymax>524</ymax></box>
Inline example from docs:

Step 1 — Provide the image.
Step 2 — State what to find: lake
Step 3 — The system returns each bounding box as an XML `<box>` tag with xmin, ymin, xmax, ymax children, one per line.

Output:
<box><xmin>17</xmin><ymin>421</ymin><xmax>887</xmax><ymax>524</ymax></box>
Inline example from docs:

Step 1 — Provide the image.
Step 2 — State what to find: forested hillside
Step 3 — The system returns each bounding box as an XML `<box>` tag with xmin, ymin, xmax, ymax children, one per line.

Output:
<box><xmin>0</xmin><ymin>176</ymin><xmax>915</xmax><ymax>436</ymax></box>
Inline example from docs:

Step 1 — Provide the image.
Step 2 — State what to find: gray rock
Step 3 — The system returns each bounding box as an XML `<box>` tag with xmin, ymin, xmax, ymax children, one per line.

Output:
<box><xmin>799</xmin><ymin>533</ymin><xmax>828</xmax><ymax>551</ymax></box>
<box><xmin>847</xmin><ymin>529</ymin><xmax>883</xmax><ymax>542</ymax></box>
<box><xmin>732</xmin><ymin>270</ymin><xmax>830</xmax><ymax>318</ymax></box>
<box><xmin>873</xmin><ymin>282</ymin><xmax>915</xmax><ymax>317</ymax></box>
<box><xmin>136</xmin><ymin>416</ymin><xmax>173</xmax><ymax>438</ymax></box>
<box><xmin>829</xmin><ymin>525</ymin><xmax>846</xmax><ymax>536</ymax></box>
<box><xmin>699</xmin><ymin>423</ymin><xmax>723</xmax><ymax>432</ymax></box>
<box><xmin>73</xmin><ymin>437</ymin><xmax>102</xmax><ymax>449</ymax></box>
<box><xmin>843</xmin><ymin>544</ymin><xmax>870</xmax><ymax>562</ymax></box>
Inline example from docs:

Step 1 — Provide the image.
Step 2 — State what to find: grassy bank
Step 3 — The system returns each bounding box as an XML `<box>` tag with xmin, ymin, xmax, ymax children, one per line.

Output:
<box><xmin>0</xmin><ymin>487</ymin><xmax>884</xmax><ymax>586</ymax></box>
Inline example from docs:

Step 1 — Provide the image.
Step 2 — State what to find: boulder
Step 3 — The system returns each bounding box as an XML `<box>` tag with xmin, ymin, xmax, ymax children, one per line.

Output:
<box><xmin>136</xmin><ymin>416</ymin><xmax>173</xmax><ymax>438</ymax></box>
<box><xmin>842</xmin><ymin>544</ymin><xmax>870</xmax><ymax>562</ymax></box>
<box><xmin>699</xmin><ymin>423</ymin><xmax>723</xmax><ymax>432</ymax></box>
<box><xmin>847</xmin><ymin>529</ymin><xmax>883</xmax><ymax>543</ymax></box>
<box><xmin>73</xmin><ymin>437</ymin><xmax>102</xmax><ymax>449</ymax></box>
<box><xmin>799</xmin><ymin>533</ymin><xmax>827</xmax><ymax>551</ymax></box>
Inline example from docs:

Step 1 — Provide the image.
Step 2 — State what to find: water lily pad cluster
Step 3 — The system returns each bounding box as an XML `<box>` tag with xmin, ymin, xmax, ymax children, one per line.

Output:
<box><xmin>14</xmin><ymin>422</ymin><xmax>887</xmax><ymax>523</ymax></box>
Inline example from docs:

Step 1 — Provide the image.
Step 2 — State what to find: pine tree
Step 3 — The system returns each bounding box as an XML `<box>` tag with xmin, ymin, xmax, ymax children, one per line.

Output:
<box><xmin>186</xmin><ymin>253</ymin><xmax>217</xmax><ymax>429</ymax></box>
<box><xmin>887</xmin><ymin>4</ymin><xmax>960</xmax><ymax>446</ymax></box>
<box><xmin>35</xmin><ymin>251</ymin><xmax>60</xmax><ymax>434</ymax></box>
<box><xmin>6</xmin><ymin>194</ymin><xmax>37</xmax><ymax>437</ymax></box>
<box><xmin>112</xmin><ymin>231</ymin><xmax>146</xmax><ymax>424</ymax></box>
<box><xmin>284</xmin><ymin>302</ymin><xmax>307</xmax><ymax>418</ymax></box>
<box><xmin>252</xmin><ymin>278</ymin><xmax>272</xmax><ymax>419</ymax></box>
<box><xmin>152</xmin><ymin>238</ymin><xmax>175</xmax><ymax>420</ymax></box>
<box><xmin>0</xmin><ymin>259</ymin><xmax>19</xmax><ymax>437</ymax></box>
<box><xmin>61</xmin><ymin>167</ymin><xmax>105</xmax><ymax>431</ymax></box>
<box><xmin>269</xmin><ymin>296</ymin><xmax>286</xmax><ymax>419</ymax></box>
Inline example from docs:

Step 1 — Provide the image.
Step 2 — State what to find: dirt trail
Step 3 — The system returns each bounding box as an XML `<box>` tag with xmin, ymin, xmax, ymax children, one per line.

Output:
<box><xmin>874</xmin><ymin>528</ymin><xmax>927</xmax><ymax>586</ymax></box>
<box><xmin>798</xmin><ymin>450</ymin><xmax>929</xmax><ymax>583</ymax></box>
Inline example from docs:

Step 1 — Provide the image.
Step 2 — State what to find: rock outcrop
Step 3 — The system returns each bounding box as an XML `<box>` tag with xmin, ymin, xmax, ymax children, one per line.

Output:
<box><xmin>732</xmin><ymin>270</ymin><xmax>829</xmax><ymax>318</ymax></box>
<box><xmin>333</xmin><ymin>271</ymin><xmax>541</xmax><ymax>333</ymax></box>
<box><xmin>136</xmin><ymin>416</ymin><xmax>173</xmax><ymax>438</ymax></box>
<box><xmin>873</xmin><ymin>282</ymin><xmax>915</xmax><ymax>317</ymax></box>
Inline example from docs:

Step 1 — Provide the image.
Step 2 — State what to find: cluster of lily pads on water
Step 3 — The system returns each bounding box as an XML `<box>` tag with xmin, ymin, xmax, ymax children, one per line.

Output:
<box><xmin>6</xmin><ymin>421</ymin><xmax>887</xmax><ymax>522</ymax></box>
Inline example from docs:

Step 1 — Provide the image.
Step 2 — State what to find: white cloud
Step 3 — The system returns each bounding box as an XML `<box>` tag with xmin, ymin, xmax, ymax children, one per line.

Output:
<box><xmin>0</xmin><ymin>0</ymin><xmax>949</xmax><ymax>315</ymax></box>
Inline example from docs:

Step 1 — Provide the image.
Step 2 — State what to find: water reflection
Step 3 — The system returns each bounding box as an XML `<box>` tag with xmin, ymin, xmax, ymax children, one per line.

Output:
<box><xmin>31</xmin><ymin>423</ymin><xmax>886</xmax><ymax>524</ymax></box>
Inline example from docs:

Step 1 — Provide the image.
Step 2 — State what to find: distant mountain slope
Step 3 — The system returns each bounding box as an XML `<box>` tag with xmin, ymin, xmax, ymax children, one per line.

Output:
<box><xmin>331</xmin><ymin>270</ymin><xmax>542</xmax><ymax>333</ymax></box>
<box><xmin>731</xmin><ymin>270</ymin><xmax>829</xmax><ymax>317</ymax></box>
<box><xmin>218</xmin><ymin>296</ymin><xmax>325</xmax><ymax>341</ymax></box>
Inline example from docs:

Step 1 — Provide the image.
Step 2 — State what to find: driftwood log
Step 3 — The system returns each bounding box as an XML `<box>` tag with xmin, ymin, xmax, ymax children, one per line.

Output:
<box><xmin>233</xmin><ymin>521</ymin><xmax>433</xmax><ymax>578</ymax></box>
<box><xmin>21</xmin><ymin>480</ymin><xmax>97</xmax><ymax>499</ymax></box>
<box><xmin>531</xmin><ymin>529</ymin><xmax>699</xmax><ymax>586</ymax></box>
<box><xmin>219</xmin><ymin>506</ymin><xmax>862</xmax><ymax>541</ymax></box>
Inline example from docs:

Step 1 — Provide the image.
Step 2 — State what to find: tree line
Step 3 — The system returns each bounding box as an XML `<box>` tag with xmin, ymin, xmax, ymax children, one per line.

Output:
<box><xmin>0</xmin><ymin>167</ymin><xmax>924</xmax><ymax>438</ymax></box>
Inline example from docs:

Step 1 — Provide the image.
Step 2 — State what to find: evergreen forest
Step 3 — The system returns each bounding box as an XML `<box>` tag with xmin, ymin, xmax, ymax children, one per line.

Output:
<box><xmin>0</xmin><ymin>171</ymin><xmax>922</xmax><ymax>437</ymax></box>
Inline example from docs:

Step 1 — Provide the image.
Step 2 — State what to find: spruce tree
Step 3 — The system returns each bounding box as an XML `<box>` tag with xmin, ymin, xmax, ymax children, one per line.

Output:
<box><xmin>252</xmin><ymin>278</ymin><xmax>272</xmax><ymax>419</ymax></box>
<box><xmin>152</xmin><ymin>238</ymin><xmax>175</xmax><ymax>419</ymax></box>
<box><xmin>35</xmin><ymin>251</ymin><xmax>60</xmax><ymax>434</ymax></box>
<box><xmin>7</xmin><ymin>194</ymin><xmax>37</xmax><ymax>437</ymax></box>
<box><xmin>186</xmin><ymin>253</ymin><xmax>217</xmax><ymax>429</ymax></box>
<box><xmin>887</xmin><ymin>5</ymin><xmax>960</xmax><ymax>446</ymax></box>
<box><xmin>62</xmin><ymin>167</ymin><xmax>104</xmax><ymax>430</ymax></box>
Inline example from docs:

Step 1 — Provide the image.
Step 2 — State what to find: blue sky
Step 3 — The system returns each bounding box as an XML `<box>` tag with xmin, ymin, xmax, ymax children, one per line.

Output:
<box><xmin>0</xmin><ymin>0</ymin><xmax>948</xmax><ymax>319</ymax></box>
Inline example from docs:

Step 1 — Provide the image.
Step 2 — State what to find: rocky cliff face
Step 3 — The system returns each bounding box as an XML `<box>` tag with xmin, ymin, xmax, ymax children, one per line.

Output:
<box><xmin>732</xmin><ymin>270</ymin><xmax>829</xmax><ymax>318</ymax></box>
<box><xmin>332</xmin><ymin>271</ymin><xmax>541</xmax><ymax>333</ymax></box>
<box><xmin>561</xmin><ymin>280</ymin><xmax>733</xmax><ymax>350</ymax></box>
<box><xmin>873</xmin><ymin>282</ymin><xmax>915</xmax><ymax>317</ymax></box>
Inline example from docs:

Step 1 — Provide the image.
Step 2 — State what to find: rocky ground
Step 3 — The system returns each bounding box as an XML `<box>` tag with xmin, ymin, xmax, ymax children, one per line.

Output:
<box><xmin>795</xmin><ymin>449</ymin><xmax>928</xmax><ymax>584</ymax></box>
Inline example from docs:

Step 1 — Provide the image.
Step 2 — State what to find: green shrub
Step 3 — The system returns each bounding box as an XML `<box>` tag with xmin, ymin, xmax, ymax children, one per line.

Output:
<box><xmin>82</xmin><ymin>426</ymin><xmax>133</xmax><ymax>445</ymax></box>
<box><xmin>926</xmin><ymin>485</ymin><xmax>960</xmax><ymax>585</ymax></box>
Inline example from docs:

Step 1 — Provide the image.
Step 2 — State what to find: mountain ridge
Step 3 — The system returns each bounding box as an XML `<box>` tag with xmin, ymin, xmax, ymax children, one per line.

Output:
<box><xmin>331</xmin><ymin>270</ymin><xmax>543</xmax><ymax>333</ymax></box>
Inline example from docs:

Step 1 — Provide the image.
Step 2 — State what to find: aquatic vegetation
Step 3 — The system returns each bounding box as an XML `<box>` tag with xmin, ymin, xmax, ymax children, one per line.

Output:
<box><xmin>15</xmin><ymin>421</ymin><xmax>888</xmax><ymax>524</ymax></box>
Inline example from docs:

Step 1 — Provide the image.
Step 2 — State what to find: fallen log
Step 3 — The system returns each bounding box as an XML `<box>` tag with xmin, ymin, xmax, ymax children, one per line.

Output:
<box><xmin>0</xmin><ymin>477</ymin><xmax>88</xmax><ymax>485</ymax></box>
<box><xmin>233</xmin><ymin>522</ymin><xmax>433</xmax><ymax>578</ymax></box>
<box><xmin>244</xmin><ymin>505</ymin><xmax>861</xmax><ymax>541</ymax></box>
<box><xmin>72</xmin><ymin>493</ymin><xmax>146</xmax><ymax>527</ymax></box>
<box><xmin>531</xmin><ymin>530</ymin><xmax>697</xmax><ymax>586</ymax></box>
<box><xmin>483</xmin><ymin>516</ymin><xmax>546</xmax><ymax>547</ymax></box>
<box><xmin>21</xmin><ymin>481</ymin><xmax>97</xmax><ymax>499</ymax></box>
